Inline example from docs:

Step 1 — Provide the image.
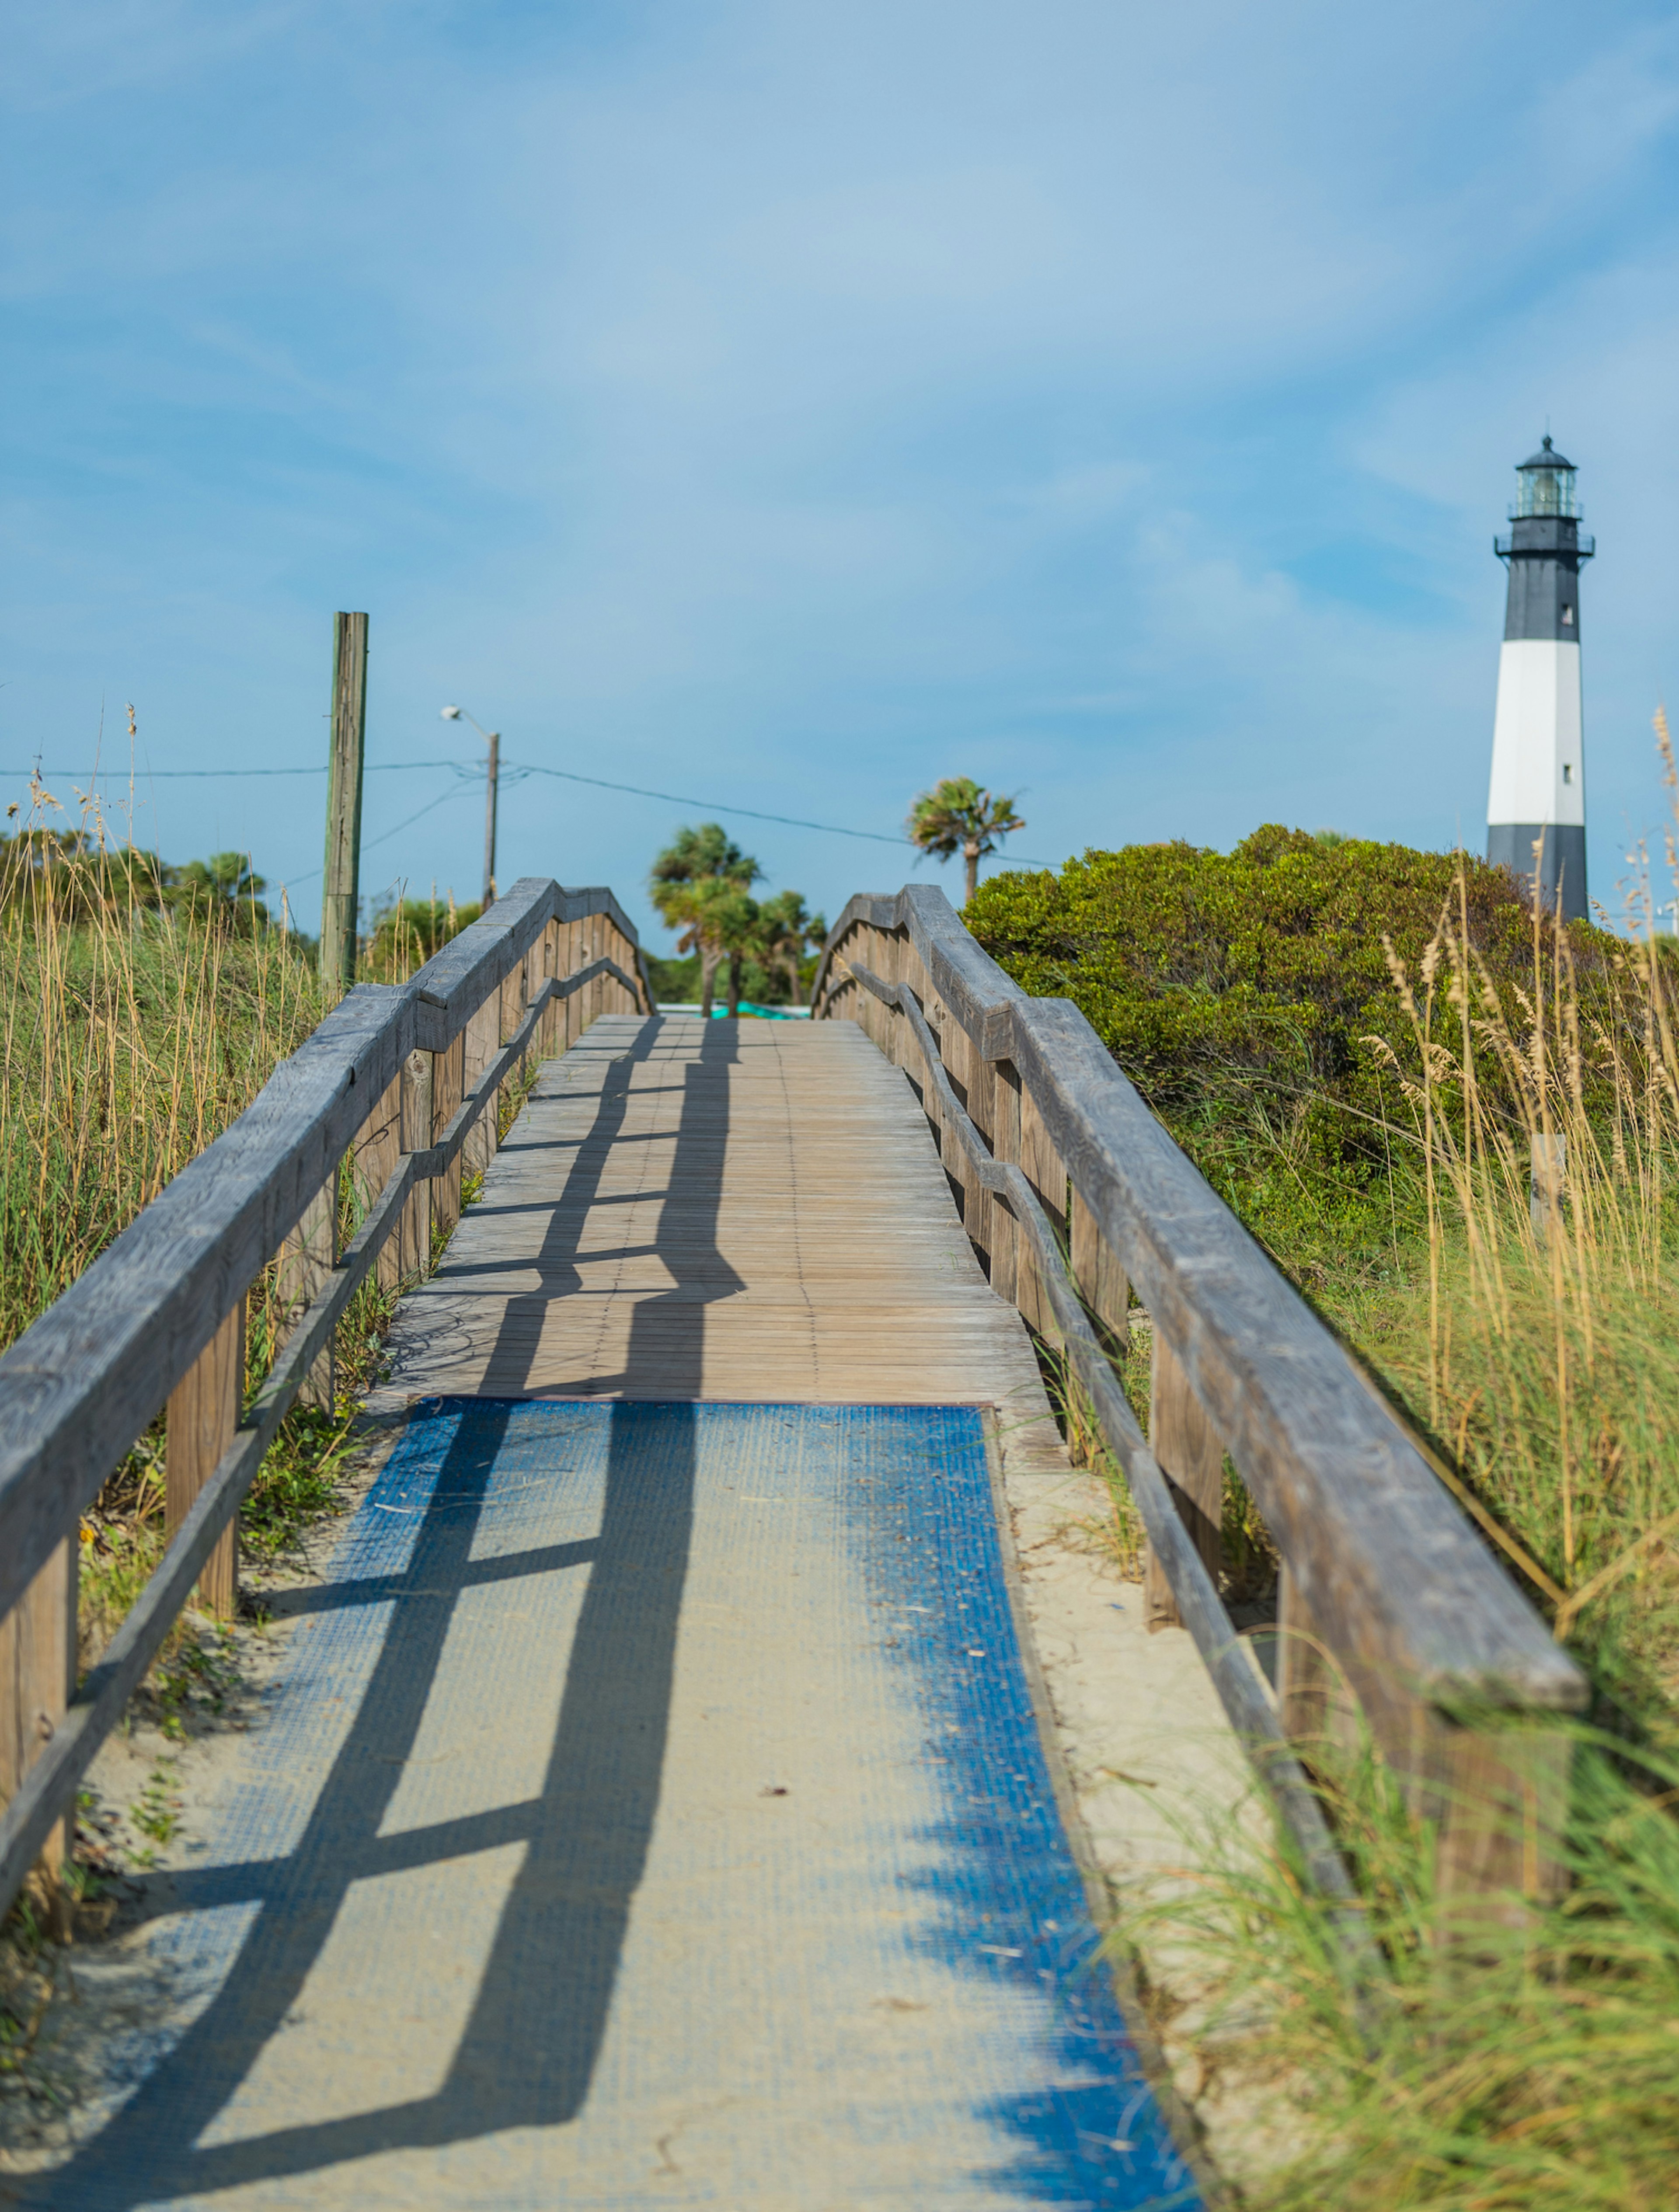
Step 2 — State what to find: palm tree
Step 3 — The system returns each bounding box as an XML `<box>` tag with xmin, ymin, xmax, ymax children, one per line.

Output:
<box><xmin>649</xmin><ymin>824</ymin><xmax>762</xmax><ymax>1017</ymax></box>
<box><xmin>657</xmin><ymin>878</ymin><xmax>757</xmax><ymax>1017</ymax></box>
<box><xmin>717</xmin><ymin>888</ymin><xmax>763</xmax><ymax>1017</ymax></box>
<box><xmin>906</xmin><ymin>778</ymin><xmax>1025</xmax><ymax>906</ymax></box>
<box><xmin>756</xmin><ymin>890</ymin><xmax>827</xmax><ymax>1006</ymax></box>
<box><xmin>168</xmin><ymin>852</ymin><xmax>270</xmax><ymax>936</ymax></box>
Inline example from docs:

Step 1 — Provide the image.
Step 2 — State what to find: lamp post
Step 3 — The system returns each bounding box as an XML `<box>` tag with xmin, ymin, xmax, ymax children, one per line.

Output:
<box><xmin>441</xmin><ymin>704</ymin><xmax>500</xmax><ymax>910</ymax></box>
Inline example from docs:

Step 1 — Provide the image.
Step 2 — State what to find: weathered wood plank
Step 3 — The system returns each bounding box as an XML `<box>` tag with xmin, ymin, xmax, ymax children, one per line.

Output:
<box><xmin>353</xmin><ymin>1074</ymin><xmax>404</xmax><ymax>1293</ymax></box>
<box><xmin>165</xmin><ymin>1303</ymin><xmax>244</xmax><ymax>1616</ymax></box>
<box><xmin>276</xmin><ymin>1179</ymin><xmax>335</xmax><ymax>1411</ymax></box>
<box><xmin>432</xmin><ymin>1031</ymin><xmax>465</xmax><ymax>1236</ymax></box>
<box><xmin>1144</xmin><ymin>1334</ymin><xmax>1224</xmax><ymax>1634</ymax></box>
<box><xmin>499</xmin><ymin>955</ymin><xmax>526</xmax><ymax>1110</ymax></box>
<box><xmin>462</xmin><ymin>991</ymin><xmax>501</xmax><ymax>1179</ymax></box>
<box><xmin>398</xmin><ymin>1050</ymin><xmax>433</xmax><ymax>1280</ymax></box>
<box><xmin>989</xmin><ymin>1058</ymin><xmax>1022</xmax><ymax>1305</ymax></box>
<box><xmin>1071</xmin><ymin>1183</ymin><xmax>1129</xmax><ymax>1350</ymax></box>
<box><xmin>0</xmin><ymin>1536</ymin><xmax>75</xmax><ymax>1928</ymax></box>
<box><xmin>538</xmin><ymin>920</ymin><xmax>561</xmax><ymax>1056</ymax></box>
<box><xmin>407</xmin><ymin>879</ymin><xmax>556</xmax><ymax>1049</ymax></box>
<box><xmin>1017</xmin><ymin>1082</ymin><xmax>1066</xmax><ymax>1342</ymax></box>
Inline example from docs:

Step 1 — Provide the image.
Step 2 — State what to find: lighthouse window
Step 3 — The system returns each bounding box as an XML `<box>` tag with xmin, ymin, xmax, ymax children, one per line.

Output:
<box><xmin>1562</xmin><ymin>603</ymin><xmax>1574</xmax><ymax>625</ymax></box>
<box><xmin>1564</xmin><ymin>765</ymin><xmax>1574</xmax><ymax>784</ymax></box>
<box><xmin>1515</xmin><ymin>456</ymin><xmax>1579</xmax><ymax>518</ymax></box>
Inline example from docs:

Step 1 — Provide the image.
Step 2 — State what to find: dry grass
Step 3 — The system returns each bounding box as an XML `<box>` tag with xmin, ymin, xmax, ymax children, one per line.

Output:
<box><xmin>0</xmin><ymin>781</ymin><xmax>388</xmax><ymax>1676</ymax></box>
<box><xmin>1340</xmin><ymin>722</ymin><xmax>1679</xmax><ymax>1736</ymax></box>
<box><xmin>1106</xmin><ymin>721</ymin><xmax>1679</xmax><ymax>2202</ymax></box>
<box><xmin>0</xmin><ymin>778</ymin><xmax>324</xmax><ymax>1352</ymax></box>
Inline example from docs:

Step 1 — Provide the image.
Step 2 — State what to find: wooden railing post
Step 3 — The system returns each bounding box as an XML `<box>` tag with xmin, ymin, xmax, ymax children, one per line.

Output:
<box><xmin>604</xmin><ymin>923</ymin><xmax>624</xmax><ymax>1012</ymax></box>
<box><xmin>933</xmin><ymin>1000</ymin><xmax>987</xmax><ymax>1254</ymax></box>
<box><xmin>1279</xmin><ymin>1565</ymin><xmax>1571</xmax><ymax>1906</ymax></box>
<box><xmin>989</xmin><ymin>1059</ymin><xmax>1022</xmax><ymax>1305</ymax></box>
<box><xmin>858</xmin><ymin>927</ymin><xmax>885</xmax><ymax>1050</ymax></box>
<box><xmin>880</xmin><ymin>929</ymin><xmax>907</xmax><ymax>1068</ymax></box>
<box><xmin>353</xmin><ymin>1075</ymin><xmax>404</xmax><ymax>1294</ymax></box>
<box><xmin>432</xmin><ymin>1030</ymin><xmax>464</xmax><ymax>1236</ymax></box>
<box><xmin>1016</xmin><ymin>1085</ymin><xmax>1066</xmax><ymax>1342</ymax></box>
<box><xmin>463</xmin><ymin>989</ymin><xmax>500</xmax><ymax>1179</ymax></box>
<box><xmin>276</xmin><ymin>1181</ymin><xmax>335</xmax><ymax>1412</ymax></box>
<box><xmin>501</xmin><ymin>953</ymin><xmax>526</xmax><ymax>1051</ymax></box>
<box><xmin>562</xmin><ymin>920</ymin><xmax>579</xmax><ymax>1048</ymax></box>
<box><xmin>1071</xmin><ymin>1184</ymin><xmax>1130</xmax><ymax>1350</ymax></box>
<box><xmin>0</xmin><ymin>1537</ymin><xmax>76</xmax><ymax>1927</ymax></box>
<box><xmin>1143</xmin><ymin>1333</ymin><xmax>1224</xmax><ymax>1634</ymax></box>
<box><xmin>399</xmin><ymin>1047</ymin><xmax>434</xmax><ymax>1278</ymax></box>
<box><xmin>965</xmin><ymin>1033</ymin><xmax>998</xmax><ymax>1278</ymax></box>
<box><xmin>166</xmin><ymin>1303</ymin><xmax>244</xmax><ymax>1617</ymax></box>
<box><xmin>1277</xmin><ymin>1565</ymin><xmax>1359</xmax><ymax>1752</ymax></box>
<box><xmin>539</xmin><ymin>919</ymin><xmax>561</xmax><ymax>1055</ymax></box>
<box><xmin>624</xmin><ymin>927</ymin><xmax>641</xmax><ymax>1011</ymax></box>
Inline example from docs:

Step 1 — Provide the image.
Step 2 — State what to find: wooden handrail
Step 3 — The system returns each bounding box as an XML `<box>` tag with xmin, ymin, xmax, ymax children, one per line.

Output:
<box><xmin>815</xmin><ymin>887</ymin><xmax>1586</xmax><ymax>1899</ymax></box>
<box><xmin>0</xmin><ymin>880</ymin><xmax>652</xmax><ymax>1919</ymax></box>
<box><xmin>842</xmin><ymin>957</ymin><xmax>1383</xmax><ymax>2000</ymax></box>
<box><xmin>0</xmin><ymin>883</ymin><xmax>649</xmax><ymax>1621</ymax></box>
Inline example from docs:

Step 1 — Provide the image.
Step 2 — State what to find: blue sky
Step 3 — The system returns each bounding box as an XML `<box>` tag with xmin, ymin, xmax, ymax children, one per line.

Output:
<box><xmin>5</xmin><ymin>1</ymin><xmax>1679</xmax><ymax>947</ymax></box>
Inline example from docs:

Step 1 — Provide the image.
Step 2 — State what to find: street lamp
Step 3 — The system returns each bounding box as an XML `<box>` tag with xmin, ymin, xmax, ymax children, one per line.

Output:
<box><xmin>441</xmin><ymin>704</ymin><xmax>499</xmax><ymax>910</ymax></box>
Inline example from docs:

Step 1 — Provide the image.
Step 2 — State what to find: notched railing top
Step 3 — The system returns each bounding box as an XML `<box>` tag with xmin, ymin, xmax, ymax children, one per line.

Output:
<box><xmin>815</xmin><ymin>885</ymin><xmax>1585</xmax><ymax>1908</ymax></box>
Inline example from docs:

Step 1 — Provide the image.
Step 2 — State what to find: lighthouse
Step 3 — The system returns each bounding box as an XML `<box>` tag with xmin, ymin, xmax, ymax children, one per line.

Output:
<box><xmin>1486</xmin><ymin>435</ymin><xmax>1594</xmax><ymax>922</ymax></box>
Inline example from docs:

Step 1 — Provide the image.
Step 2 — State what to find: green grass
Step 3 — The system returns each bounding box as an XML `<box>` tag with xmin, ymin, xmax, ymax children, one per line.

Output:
<box><xmin>1123</xmin><ymin>1724</ymin><xmax>1679</xmax><ymax>2210</ymax></box>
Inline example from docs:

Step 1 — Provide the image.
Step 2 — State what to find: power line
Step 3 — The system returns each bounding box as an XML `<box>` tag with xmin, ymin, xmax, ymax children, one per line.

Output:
<box><xmin>4</xmin><ymin>753</ymin><xmax>1059</xmax><ymax>870</ymax></box>
<box><xmin>275</xmin><ymin>788</ymin><xmax>467</xmax><ymax>889</ymax></box>
<box><xmin>505</xmin><ymin>759</ymin><xmax>908</xmax><ymax>844</ymax></box>
<box><xmin>504</xmin><ymin>758</ymin><xmax>1058</xmax><ymax>865</ymax></box>
<box><xmin>0</xmin><ymin>760</ymin><xmax>469</xmax><ymax>779</ymax></box>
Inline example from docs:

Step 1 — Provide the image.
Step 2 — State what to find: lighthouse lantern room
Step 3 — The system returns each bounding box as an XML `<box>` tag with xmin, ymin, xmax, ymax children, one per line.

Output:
<box><xmin>1485</xmin><ymin>435</ymin><xmax>1594</xmax><ymax>922</ymax></box>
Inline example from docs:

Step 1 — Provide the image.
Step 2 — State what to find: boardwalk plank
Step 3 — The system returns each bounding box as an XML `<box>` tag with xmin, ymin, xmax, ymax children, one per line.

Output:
<box><xmin>374</xmin><ymin>1016</ymin><xmax>1062</xmax><ymax>1449</ymax></box>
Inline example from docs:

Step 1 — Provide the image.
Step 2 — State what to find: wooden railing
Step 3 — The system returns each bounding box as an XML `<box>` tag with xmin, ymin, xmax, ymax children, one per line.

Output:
<box><xmin>815</xmin><ymin>887</ymin><xmax>1587</xmax><ymax>1907</ymax></box>
<box><xmin>0</xmin><ymin>880</ymin><xmax>650</xmax><ymax>1921</ymax></box>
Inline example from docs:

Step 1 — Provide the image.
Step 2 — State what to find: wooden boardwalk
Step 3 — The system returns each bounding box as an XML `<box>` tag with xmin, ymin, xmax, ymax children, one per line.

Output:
<box><xmin>0</xmin><ymin>877</ymin><xmax>1583</xmax><ymax>2206</ymax></box>
<box><xmin>24</xmin><ymin>1012</ymin><xmax>1209</xmax><ymax>2210</ymax></box>
<box><xmin>374</xmin><ymin>1013</ymin><xmax>1059</xmax><ymax>1443</ymax></box>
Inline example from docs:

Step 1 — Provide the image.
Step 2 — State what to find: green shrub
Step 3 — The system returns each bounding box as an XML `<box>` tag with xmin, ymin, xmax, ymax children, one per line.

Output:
<box><xmin>968</xmin><ymin>827</ymin><xmax>1616</xmax><ymax>1277</ymax></box>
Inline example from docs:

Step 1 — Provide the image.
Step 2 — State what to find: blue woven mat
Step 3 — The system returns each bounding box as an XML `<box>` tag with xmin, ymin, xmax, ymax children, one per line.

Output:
<box><xmin>34</xmin><ymin>1401</ymin><xmax>1199</xmax><ymax>2210</ymax></box>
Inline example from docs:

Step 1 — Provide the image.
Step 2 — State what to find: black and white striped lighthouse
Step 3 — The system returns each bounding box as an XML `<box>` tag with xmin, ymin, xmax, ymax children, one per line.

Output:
<box><xmin>1486</xmin><ymin>435</ymin><xmax>1594</xmax><ymax>921</ymax></box>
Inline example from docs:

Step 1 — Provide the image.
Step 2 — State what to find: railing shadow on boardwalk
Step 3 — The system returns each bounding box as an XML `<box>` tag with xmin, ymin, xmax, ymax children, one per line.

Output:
<box><xmin>35</xmin><ymin>1022</ymin><xmax>740</xmax><ymax>2207</ymax></box>
<box><xmin>480</xmin><ymin>1013</ymin><xmax>745</xmax><ymax>1398</ymax></box>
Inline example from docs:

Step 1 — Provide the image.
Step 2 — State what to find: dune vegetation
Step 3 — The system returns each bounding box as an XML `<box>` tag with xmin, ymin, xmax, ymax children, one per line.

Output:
<box><xmin>969</xmin><ymin>758</ymin><xmax>1679</xmax><ymax>2207</ymax></box>
<box><xmin>0</xmin><ymin>787</ymin><xmax>498</xmax><ymax>1681</ymax></box>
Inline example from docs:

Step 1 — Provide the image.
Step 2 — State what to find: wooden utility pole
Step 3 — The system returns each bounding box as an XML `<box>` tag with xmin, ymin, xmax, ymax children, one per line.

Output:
<box><xmin>320</xmin><ymin>612</ymin><xmax>368</xmax><ymax>990</ymax></box>
<box><xmin>483</xmin><ymin>728</ymin><xmax>499</xmax><ymax>910</ymax></box>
